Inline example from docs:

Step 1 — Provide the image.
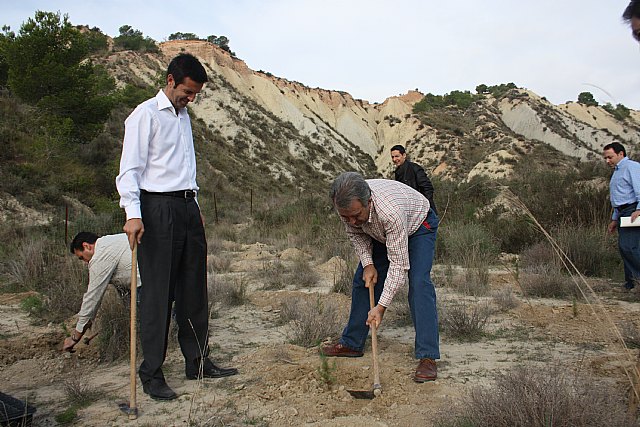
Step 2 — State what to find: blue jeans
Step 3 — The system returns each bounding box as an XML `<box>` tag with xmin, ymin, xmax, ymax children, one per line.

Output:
<box><xmin>618</xmin><ymin>204</ymin><xmax>640</xmax><ymax>287</ymax></box>
<box><xmin>340</xmin><ymin>209</ymin><xmax>440</xmax><ymax>360</ymax></box>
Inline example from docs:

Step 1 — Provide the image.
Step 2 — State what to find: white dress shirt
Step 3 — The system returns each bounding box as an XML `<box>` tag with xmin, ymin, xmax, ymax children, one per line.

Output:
<box><xmin>75</xmin><ymin>234</ymin><xmax>141</xmax><ymax>333</ymax></box>
<box><xmin>116</xmin><ymin>89</ymin><xmax>199</xmax><ymax>219</ymax></box>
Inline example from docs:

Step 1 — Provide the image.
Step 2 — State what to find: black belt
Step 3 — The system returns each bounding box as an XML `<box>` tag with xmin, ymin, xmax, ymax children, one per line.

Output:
<box><xmin>617</xmin><ymin>202</ymin><xmax>638</xmax><ymax>210</ymax></box>
<box><xmin>141</xmin><ymin>189</ymin><xmax>196</xmax><ymax>198</ymax></box>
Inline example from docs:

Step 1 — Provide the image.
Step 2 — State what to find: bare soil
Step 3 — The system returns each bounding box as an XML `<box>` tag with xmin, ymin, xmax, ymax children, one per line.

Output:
<box><xmin>1</xmin><ymin>242</ymin><xmax>639</xmax><ymax>426</ymax></box>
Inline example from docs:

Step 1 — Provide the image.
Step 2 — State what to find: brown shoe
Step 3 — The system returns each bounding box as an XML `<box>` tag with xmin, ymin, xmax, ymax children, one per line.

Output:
<box><xmin>414</xmin><ymin>358</ymin><xmax>437</xmax><ymax>382</ymax></box>
<box><xmin>321</xmin><ymin>342</ymin><xmax>363</xmax><ymax>358</ymax></box>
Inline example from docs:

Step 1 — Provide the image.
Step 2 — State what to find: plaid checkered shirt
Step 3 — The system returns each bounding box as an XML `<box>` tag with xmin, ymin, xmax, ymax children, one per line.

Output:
<box><xmin>341</xmin><ymin>179</ymin><xmax>430</xmax><ymax>307</ymax></box>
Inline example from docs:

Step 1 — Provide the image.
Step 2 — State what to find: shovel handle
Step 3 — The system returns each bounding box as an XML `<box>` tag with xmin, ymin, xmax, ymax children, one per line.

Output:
<box><xmin>368</xmin><ymin>282</ymin><xmax>381</xmax><ymax>392</ymax></box>
<box><xmin>129</xmin><ymin>243</ymin><xmax>138</xmax><ymax>420</ymax></box>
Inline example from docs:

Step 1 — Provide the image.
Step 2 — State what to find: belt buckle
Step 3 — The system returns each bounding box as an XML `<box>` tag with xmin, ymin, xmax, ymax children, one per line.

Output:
<box><xmin>184</xmin><ymin>190</ymin><xmax>195</xmax><ymax>198</ymax></box>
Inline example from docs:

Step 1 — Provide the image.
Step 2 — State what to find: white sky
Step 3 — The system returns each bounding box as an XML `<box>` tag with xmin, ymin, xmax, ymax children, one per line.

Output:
<box><xmin>4</xmin><ymin>1</ymin><xmax>640</xmax><ymax>108</ymax></box>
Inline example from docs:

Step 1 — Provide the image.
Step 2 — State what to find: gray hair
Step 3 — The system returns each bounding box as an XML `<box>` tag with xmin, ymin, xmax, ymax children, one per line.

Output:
<box><xmin>330</xmin><ymin>172</ymin><xmax>371</xmax><ymax>209</ymax></box>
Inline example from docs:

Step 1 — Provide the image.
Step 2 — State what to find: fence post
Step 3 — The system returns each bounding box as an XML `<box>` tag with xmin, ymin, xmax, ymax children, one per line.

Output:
<box><xmin>213</xmin><ymin>192</ymin><xmax>219</xmax><ymax>223</ymax></box>
<box><xmin>65</xmin><ymin>204</ymin><xmax>69</xmax><ymax>244</ymax></box>
<box><xmin>250</xmin><ymin>188</ymin><xmax>253</xmax><ymax>216</ymax></box>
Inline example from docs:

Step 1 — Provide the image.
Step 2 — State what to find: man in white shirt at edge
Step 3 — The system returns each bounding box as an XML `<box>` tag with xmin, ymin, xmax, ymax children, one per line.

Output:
<box><xmin>63</xmin><ymin>232</ymin><xmax>140</xmax><ymax>352</ymax></box>
<box><xmin>116</xmin><ymin>53</ymin><xmax>237</xmax><ymax>402</ymax></box>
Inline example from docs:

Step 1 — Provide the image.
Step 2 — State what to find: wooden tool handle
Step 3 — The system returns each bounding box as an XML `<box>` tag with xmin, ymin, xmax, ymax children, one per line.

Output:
<box><xmin>129</xmin><ymin>243</ymin><xmax>138</xmax><ymax>419</ymax></box>
<box><xmin>368</xmin><ymin>283</ymin><xmax>381</xmax><ymax>391</ymax></box>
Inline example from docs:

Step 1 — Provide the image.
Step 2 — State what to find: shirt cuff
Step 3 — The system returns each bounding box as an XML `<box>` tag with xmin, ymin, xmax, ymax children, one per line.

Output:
<box><xmin>125</xmin><ymin>203</ymin><xmax>141</xmax><ymax>220</ymax></box>
<box><xmin>378</xmin><ymin>290</ymin><xmax>393</xmax><ymax>307</ymax></box>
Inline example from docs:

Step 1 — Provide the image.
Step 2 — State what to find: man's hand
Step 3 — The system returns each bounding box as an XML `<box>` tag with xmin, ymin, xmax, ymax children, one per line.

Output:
<box><xmin>367</xmin><ymin>305</ymin><xmax>386</xmax><ymax>329</ymax></box>
<box><xmin>632</xmin><ymin>210</ymin><xmax>640</xmax><ymax>223</ymax></box>
<box><xmin>62</xmin><ymin>335</ymin><xmax>80</xmax><ymax>352</ymax></box>
<box><xmin>123</xmin><ymin>218</ymin><xmax>144</xmax><ymax>250</ymax></box>
<box><xmin>607</xmin><ymin>220</ymin><xmax>618</xmax><ymax>234</ymax></box>
<box><xmin>363</xmin><ymin>264</ymin><xmax>377</xmax><ymax>288</ymax></box>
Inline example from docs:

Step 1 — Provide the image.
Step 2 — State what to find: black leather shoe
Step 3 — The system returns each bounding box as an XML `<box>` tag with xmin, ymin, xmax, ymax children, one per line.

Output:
<box><xmin>186</xmin><ymin>358</ymin><xmax>239</xmax><ymax>380</ymax></box>
<box><xmin>142</xmin><ymin>378</ymin><xmax>177</xmax><ymax>401</ymax></box>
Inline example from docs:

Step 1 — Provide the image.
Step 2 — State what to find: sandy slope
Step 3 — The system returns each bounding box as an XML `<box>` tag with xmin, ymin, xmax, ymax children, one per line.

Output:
<box><xmin>1</xmin><ymin>242</ymin><xmax>639</xmax><ymax>426</ymax></box>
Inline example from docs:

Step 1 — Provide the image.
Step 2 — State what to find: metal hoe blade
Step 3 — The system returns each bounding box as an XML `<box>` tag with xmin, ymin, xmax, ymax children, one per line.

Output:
<box><xmin>118</xmin><ymin>402</ymin><xmax>138</xmax><ymax>419</ymax></box>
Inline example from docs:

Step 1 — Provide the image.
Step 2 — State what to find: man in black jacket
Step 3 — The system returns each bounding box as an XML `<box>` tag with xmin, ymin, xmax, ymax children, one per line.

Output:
<box><xmin>390</xmin><ymin>145</ymin><xmax>437</xmax><ymax>214</ymax></box>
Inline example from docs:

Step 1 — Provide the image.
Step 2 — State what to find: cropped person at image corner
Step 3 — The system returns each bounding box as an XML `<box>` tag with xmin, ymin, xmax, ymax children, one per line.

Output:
<box><xmin>603</xmin><ymin>142</ymin><xmax>640</xmax><ymax>291</ymax></box>
<box><xmin>116</xmin><ymin>53</ymin><xmax>237</xmax><ymax>401</ymax></box>
<box><xmin>623</xmin><ymin>0</ymin><xmax>640</xmax><ymax>42</ymax></box>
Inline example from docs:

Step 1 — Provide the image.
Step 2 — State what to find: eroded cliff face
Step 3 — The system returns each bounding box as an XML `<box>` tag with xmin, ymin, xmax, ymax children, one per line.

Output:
<box><xmin>107</xmin><ymin>40</ymin><xmax>640</xmax><ymax>183</ymax></box>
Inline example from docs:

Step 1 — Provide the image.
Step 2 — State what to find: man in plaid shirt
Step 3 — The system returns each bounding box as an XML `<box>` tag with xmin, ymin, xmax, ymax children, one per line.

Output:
<box><xmin>322</xmin><ymin>172</ymin><xmax>440</xmax><ymax>382</ymax></box>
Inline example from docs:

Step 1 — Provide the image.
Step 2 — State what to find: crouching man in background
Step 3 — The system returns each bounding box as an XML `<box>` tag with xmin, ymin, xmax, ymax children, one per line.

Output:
<box><xmin>63</xmin><ymin>232</ymin><xmax>140</xmax><ymax>352</ymax></box>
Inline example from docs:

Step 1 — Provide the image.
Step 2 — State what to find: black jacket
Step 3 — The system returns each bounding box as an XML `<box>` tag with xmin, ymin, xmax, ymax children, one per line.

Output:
<box><xmin>394</xmin><ymin>160</ymin><xmax>437</xmax><ymax>214</ymax></box>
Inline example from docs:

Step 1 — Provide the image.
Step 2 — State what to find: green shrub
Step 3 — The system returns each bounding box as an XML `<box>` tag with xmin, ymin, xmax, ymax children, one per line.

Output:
<box><xmin>439</xmin><ymin>222</ymin><xmax>498</xmax><ymax>266</ymax></box>
<box><xmin>20</xmin><ymin>294</ymin><xmax>44</xmax><ymax>315</ymax></box>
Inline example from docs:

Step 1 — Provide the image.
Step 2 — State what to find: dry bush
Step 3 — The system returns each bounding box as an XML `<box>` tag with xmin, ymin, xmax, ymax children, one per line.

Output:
<box><xmin>280</xmin><ymin>296</ymin><xmax>344</xmax><ymax>347</ymax></box>
<box><xmin>207</xmin><ymin>254</ymin><xmax>232</xmax><ymax>274</ymax></box>
<box><xmin>259</xmin><ymin>260</ymin><xmax>288</xmax><ymax>290</ymax></box>
<box><xmin>440</xmin><ymin>222</ymin><xmax>497</xmax><ymax>296</ymax></box>
<box><xmin>491</xmin><ymin>288</ymin><xmax>519</xmax><ymax>312</ymax></box>
<box><xmin>63</xmin><ymin>379</ymin><xmax>102</xmax><ymax>408</ymax></box>
<box><xmin>45</xmin><ymin>255</ymin><xmax>87</xmax><ymax>321</ymax></box>
<box><xmin>6</xmin><ymin>237</ymin><xmax>48</xmax><ymax>289</ymax></box>
<box><xmin>520</xmin><ymin>241</ymin><xmax>557</xmax><ymax>269</ymax></box>
<box><xmin>7</xmin><ymin>236</ymin><xmax>86</xmax><ymax>322</ymax></box>
<box><xmin>435</xmin><ymin>365</ymin><xmax>631</xmax><ymax>427</ymax></box>
<box><xmin>94</xmin><ymin>289</ymin><xmax>131</xmax><ymax>362</ymax></box>
<box><xmin>520</xmin><ymin>264</ymin><xmax>576</xmax><ymax>299</ymax></box>
<box><xmin>619</xmin><ymin>321</ymin><xmax>640</xmax><ymax>349</ymax></box>
<box><xmin>439</xmin><ymin>299</ymin><xmax>493</xmax><ymax>342</ymax></box>
<box><xmin>255</xmin><ymin>258</ymin><xmax>319</xmax><ymax>290</ymax></box>
<box><xmin>331</xmin><ymin>257</ymin><xmax>355</xmax><ymax>295</ymax></box>
<box><xmin>388</xmin><ymin>285</ymin><xmax>413</xmax><ymax>327</ymax></box>
<box><xmin>208</xmin><ymin>274</ymin><xmax>248</xmax><ymax>307</ymax></box>
<box><xmin>291</xmin><ymin>257</ymin><xmax>319</xmax><ymax>288</ymax></box>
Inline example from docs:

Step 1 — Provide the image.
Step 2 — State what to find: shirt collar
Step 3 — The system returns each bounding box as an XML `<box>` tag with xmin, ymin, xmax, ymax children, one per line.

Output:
<box><xmin>155</xmin><ymin>89</ymin><xmax>182</xmax><ymax>116</ymax></box>
<box><xmin>616</xmin><ymin>157</ymin><xmax>629</xmax><ymax>171</ymax></box>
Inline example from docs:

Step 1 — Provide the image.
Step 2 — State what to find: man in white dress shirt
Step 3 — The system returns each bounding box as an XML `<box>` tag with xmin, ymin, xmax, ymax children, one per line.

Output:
<box><xmin>116</xmin><ymin>53</ymin><xmax>237</xmax><ymax>401</ymax></box>
<box><xmin>63</xmin><ymin>232</ymin><xmax>140</xmax><ymax>352</ymax></box>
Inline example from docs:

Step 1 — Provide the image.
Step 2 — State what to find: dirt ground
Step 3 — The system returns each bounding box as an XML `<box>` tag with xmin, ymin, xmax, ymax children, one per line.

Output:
<box><xmin>1</xmin><ymin>242</ymin><xmax>640</xmax><ymax>426</ymax></box>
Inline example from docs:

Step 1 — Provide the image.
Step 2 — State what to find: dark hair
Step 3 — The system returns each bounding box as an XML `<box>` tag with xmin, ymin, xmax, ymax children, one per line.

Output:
<box><xmin>623</xmin><ymin>0</ymin><xmax>640</xmax><ymax>21</ymax></box>
<box><xmin>330</xmin><ymin>172</ymin><xmax>371</xmax><ymax>210</ymax></box>
<box><xmin>70</xmin><ymin>232</ymin><xmax>99</xmax><ymax>254</ymax></box>
<box><xmin>167</xmin><ymin>53</ymin><xmax>208</xmax><ymax>85</ymax></box>
<box><xmin>390</xmin><ymin>144</ymin><xmax>406</xmax><ymax>154</ymax></box>
<box><xmin>603</xmin><ymin>142</ymin><xmax>627</xmax><ymax>157</ymax></box>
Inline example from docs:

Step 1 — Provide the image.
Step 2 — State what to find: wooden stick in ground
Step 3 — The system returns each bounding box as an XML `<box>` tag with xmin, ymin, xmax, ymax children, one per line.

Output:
<box><xmin>128</xmin><ymin>243</ymin><xmax>138</xmax><ymax>420</ymax></box>
<box><xmin>368</xmin><ymin>282</ymin><xmax>382</xmax><ymax>396</ymax></box>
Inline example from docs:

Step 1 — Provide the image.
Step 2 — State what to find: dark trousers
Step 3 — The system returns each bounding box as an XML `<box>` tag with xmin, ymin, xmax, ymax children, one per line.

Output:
<box><xmin>340</xmin><ymin>209</ymin><xmax>440</xmax><ymax>360</ymax></box>
<box><xmin>137</xmin><ymin>192</ymin><xmax>209</xmax><ymax>383</ymax></box>
<box><xmin>617</xmin><ymin>204</ymin><xmax>640</xmax><ymax>287</ymax></box>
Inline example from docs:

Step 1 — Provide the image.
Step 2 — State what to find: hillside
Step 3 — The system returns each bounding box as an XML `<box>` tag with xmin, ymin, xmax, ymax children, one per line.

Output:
<box><xmin>100</xmin><ymin>40</ymin><xmax>640</xmax><ymax>186</ymax></box>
